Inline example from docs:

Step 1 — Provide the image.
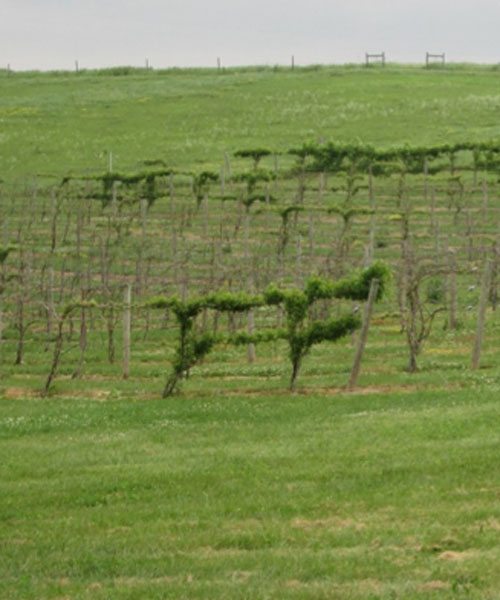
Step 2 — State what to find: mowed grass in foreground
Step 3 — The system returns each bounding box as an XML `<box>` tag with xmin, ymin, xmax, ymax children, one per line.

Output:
<box><xmin>2</xmin><ymin>385</ymin><xmax>500</xmax><ymax>599</ymax></box>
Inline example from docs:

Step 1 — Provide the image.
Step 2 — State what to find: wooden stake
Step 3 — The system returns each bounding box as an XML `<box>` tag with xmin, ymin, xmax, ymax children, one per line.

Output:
<box><xmin>368</xmin><ymin>165</ymin><xmax>375</xmax><ymax>263</ymax></box>
<box><xmin>296</xmin><ymin>234</ymin><xmax>302</xmax><ymax>287</ymax></box>
<box><xmin>0</xmin><ymin>295</ymin><xmax>3</xmax><ymax>369</ymax></box>
<box><xmin>318</xmin><ymin>172</ymin><xmax>325</xmax><ymax>204</ymax></box>
<box><xmin>123</xmin><ymin>284</ymin><xmax>132</xmax><ymax>379</ymax></box>
<box><xmin>203</xmin><ymin>193</ymin><xmax>209</xmax><ymax>238</ymax></box>
<box><xmin>224</xmin><ymin>152</ymin><xmax>231</xmax><ymax>178</ymax></box>
<box><xmin>471</xmin><ymin>260</ymin><xmax>493</xmax><ymax>370</ymax></box>
<box><xmin>50</xmin><ymin>188</ymin><xmax>57</xmax><ymax>253</ymax></box>
<box><xmin>423</xmin><ymin>157</ymin><xmax>428</xmax><ymax>205</ymax></box>
<box><xmin>442</xmin><ymin>236</ymin><xmax>449</xmax><ymax>306</ymax></box>
<box><xmin>244</xmin><ymin>209</ymin><xmax>256</xmax><ymax>362</ymax></box>
<box><xmin>348</xmin><ymin>278</ymin><xmax>379</xmax><ymax>389</ymax></box>
<box><xmin>47</xmin><ymin>266</ymin><xmax>55</xmax><ymax>336</ymax></box>
<box><xmin>72</xmin><ymin>288</ymin><xmax>88</xmax><ymax>379</ymax></box>
<box><xmin>482</xmin><ymin>177</ymin><xmax>488</xmax><ymax>221</ymax></box>
<box><xmin>430</xmin><ymin>187</ymin><xmax>436</xmax><ymax>234</ymax></box>
<box><xmin>274</xmin><ymin>154</ymin><xmax>279</xmax><ymax>194</ymax></box>
<box><xmin>448</xmin><ymin>250</ymin><xmax>457</xmax><ymax>330</ymax></box>
<box><xmin>220</xmin><ymin>166</ymin><xmax>226</xmax><ymax>197</ymax></box>
<box><xmin>247</xmin><ymin>310</ymin><xmax>256</xmax><ymax>363</ymax></box>
<box><xmin>308</xmin><ymin>212</ymin><xmax>314</xmax><ymax>259</ymax></box>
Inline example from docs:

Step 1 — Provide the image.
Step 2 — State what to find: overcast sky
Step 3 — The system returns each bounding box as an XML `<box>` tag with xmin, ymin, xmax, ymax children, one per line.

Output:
<box><xmin>2</xmin><ymin>0</ymin><xmax>500</xmax><ymax>71</ymax></box>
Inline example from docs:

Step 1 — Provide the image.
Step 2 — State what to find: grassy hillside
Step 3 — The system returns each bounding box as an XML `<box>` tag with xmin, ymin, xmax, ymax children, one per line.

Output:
<box><xmin>2</xmin><ymin>64</ymin><xmax>500</xmax><ymax>178</ymax></box>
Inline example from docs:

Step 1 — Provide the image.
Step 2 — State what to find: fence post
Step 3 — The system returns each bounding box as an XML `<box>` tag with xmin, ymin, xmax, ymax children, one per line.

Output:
<box><xmin>482</xmin><ymin>177</ymin><xmax>488</xmax><ymax>221</ymax></box>
<box><xmin>48</xmin><ymin>266</ymin><xmax>55</xmax><ymax>336</ymax></box>
<box><xmin>471</xmin><ymin>260</ymin><xmax>493</xmax><ymax>370</ymax></box>
<box><xmin>348</xmin><ymin>278</ymin><xmax>379</xmax><ymax>389</ymax></box>
<box><xmin>448</xmin><ymin>250</ymin><xmax>457</xmax><ymax>330</ymax></box>
<box><xmin>0</xmin><ymin>295</ymin><xmax>2</xmax><ymax>368</ymax></box>
<box><xmin>368</xmin><ymin>165</ymin><xmax>375</xmax><ymax>263</ymax></box>
<box><xmin>123</xmin><ymin>284</ymin><xmax>132</xmax><ymax>379</ymax></box>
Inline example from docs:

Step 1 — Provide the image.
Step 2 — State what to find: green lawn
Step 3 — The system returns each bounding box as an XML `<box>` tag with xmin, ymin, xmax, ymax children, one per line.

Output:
<box><xmin>2</xmin><ymin>385</ymin><xmax>500</xmax><ymax>599</ymax></box>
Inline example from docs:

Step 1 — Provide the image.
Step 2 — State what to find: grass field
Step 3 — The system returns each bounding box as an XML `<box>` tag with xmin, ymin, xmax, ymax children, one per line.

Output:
<box><xmin>3</xmin><ymin>63</ymin><xmax>500</xmax><ymax>178</ymax></box>
<box><xmin>2</xmin><ymin>64</ymin><xmax>500</xmax><ymax>599</ymax></box>
<box><xmin>3</xmin><ymin>385</ymin><xmax>500</xmax><ymax>598</ymax></box>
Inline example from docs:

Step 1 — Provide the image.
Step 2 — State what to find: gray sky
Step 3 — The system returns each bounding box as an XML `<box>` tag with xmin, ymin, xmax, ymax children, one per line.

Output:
<box><xmin>2</xmin><ymin>0</ymin><xmax>500</xmax><ymax>71</ymax></box>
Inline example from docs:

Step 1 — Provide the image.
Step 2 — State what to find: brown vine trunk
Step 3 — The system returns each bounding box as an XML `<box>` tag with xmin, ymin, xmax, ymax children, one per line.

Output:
<box><xmin>42</xmin><ymin>318</ymin><xmax>65</xmax><ymax>397</ymax></box>
<box><xmin>290</xmin><ymin>358</ymin><xmax>301</xmax><ymax>391</ymax></box>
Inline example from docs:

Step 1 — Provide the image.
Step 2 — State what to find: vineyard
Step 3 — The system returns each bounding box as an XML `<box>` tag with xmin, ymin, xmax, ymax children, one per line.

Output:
<box><xmin>2</xmin><ymin>141</ymin><xmax>500</xmax><ymax>396</ymax></box>
<box><xmin>6</xmin><ymin>66</ymin><xmax>500</xmax><ymax>600</ymax></box>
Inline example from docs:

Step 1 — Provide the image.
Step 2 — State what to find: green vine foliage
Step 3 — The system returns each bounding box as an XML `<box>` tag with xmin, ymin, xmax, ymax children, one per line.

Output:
<box><xmin>192</xmin><ymin>171</ymin><xmax>219</xmax><ymax>209</ymax></box>
<box><xmin>0</xmin><ymin>245</ymin><xmax>15</xmax><ymax>265</ymax></box>
<box><xmin>233</xmin><ymin>170</ymin><xmax>275</xmax><ymax>196</ymax></box>
<box><xmin>0</xmin><ymin>245</ymin><xmax>16</xmax><ymax>294</ymax></box>
<box><xmin>77</xmin><ymin>168</ymin><xmax>175</xmax><ymax>207</ymax></box>
<box><xmin>234</xmin><ymin>148</ymin><xmax>273</xmax><ymax>169</ymax></box>
<box><xmin>149</xmin><ymin>292</ymin><xmax>263</xmax><ymax>397</ymax></box>
<box><xmin>286</xmin><ymin>140</ymin><xmax>500</xmax><ymax>177</ymax></box>
<box><xmin>149</xmin><ymin>265</ymin><xmax>389</xmax><ymax>395</ymax></box>
<box><xmin>332</xmin><ymin>262</ymin><xmax>391</xmax><ymax>301</ymax></box>
<box><xmin>263</xmin><ymin>262</ymin><xmax>390</xmax><ymax>390</ymax></box>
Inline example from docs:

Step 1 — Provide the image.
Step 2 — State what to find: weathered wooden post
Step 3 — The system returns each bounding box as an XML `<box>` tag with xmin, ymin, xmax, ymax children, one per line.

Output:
<box><xmin>244</xmin><ymin>209</ymin><xmax>256</xmax><ymax>363</ymax></box>
<box><xmin>429</xmin><ymin>187</ymin><xmax>436</xmax><ymax>235</ymax></box>
<box><xmin>308</xmin><ymin>212</ymin><xmax>314</xmax><ymax>259</ymax></box>
<box><xmin>47</xmin><ymin>265</ymin><xmax>55</xmax><ymax>336</ymax></box>
<box><xmin>368</xmin><ymin>165</ymin><xmax>376</xmax><ymax>263</ymax></box>
<box><xmin>348</xmin><ymin>278</ymin><xmax>379</xmax><ymax>389</ymax></box>
<box><xmin>482</xmin><ymin>177</ymin><xmax>488</xmax><ymax>222</ymax></box>
<box><xmin>0</xmin><ymin>295</ymin><xmax>3</xmax><ymax>369</ymax></box>
<box><xmin>123</xmin><ymin>283</ymin><xmax>132</xmax><ymax>379</ymax></box>
<box><xmin>448</xmin><ymin>250</ymin><xmax>458</xmax><ymax>330</ymax></box>
<box><xmin>296</xmin><ymin>233</ymin><xmax>303</xmax><ymax>287</ymax></box>
<box><xmin>471</xmin><ymin>260</ymin><xmax>493</xmax><ymax>370</ymax></box>
<box><xmin>72</xmin><ymin>288</ymin><xmax>88</xmax><ymax>379</ymax></box>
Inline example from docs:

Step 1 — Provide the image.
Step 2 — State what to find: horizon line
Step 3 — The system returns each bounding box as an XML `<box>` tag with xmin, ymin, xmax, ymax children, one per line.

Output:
<box><xmin>3</xmin><ymin>60</ymin><xmax>500</xmax><ymax>75</ymax></box>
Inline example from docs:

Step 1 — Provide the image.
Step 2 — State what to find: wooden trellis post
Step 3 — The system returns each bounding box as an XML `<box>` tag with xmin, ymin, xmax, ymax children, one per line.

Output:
<box><xmin>123</xmin><ymin>284</ymin><xmax>132</xmax><ymax>379</ymax></box>
<box><xmin>348</xmin><ymin>278</ymin><xmax>379</xmax><ymax>389</ymax></box>
<box><xmin>0</xmin><ymin>295</ymin><xmax>3</xmax><ymax>368</ymax></box>
<box><xmin>471</xmin><ymin>260</ymin><xmax>493</xmax><ymax>370</ymax></box>
<box><xmin>448</xmin><ymin>250</ymin><xmax>458</xmax><ymax>330</ymax></box>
